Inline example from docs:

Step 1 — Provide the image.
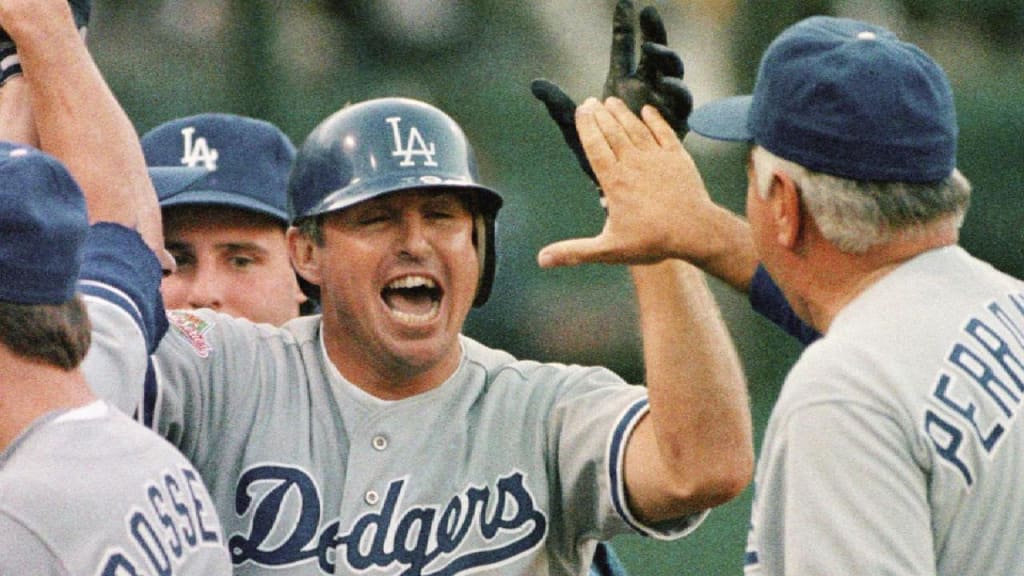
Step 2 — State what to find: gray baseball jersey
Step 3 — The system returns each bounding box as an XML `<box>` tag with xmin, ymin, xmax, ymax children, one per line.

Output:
<box><xmin>745</xmin><ymin>246</ymin><xmax>1024</xmax><ymax>575</ymax></box>
<box><xmin>80</xmin><ymin>222</ymin><xmax>708</xmax><ymax>574</ymax></box>
<box><xmin>0</xmin><ymin>400</ymin><xmax>232</xmax><ymax>575</ymax></box>
<box><xmin>140</xmin><ymin>313</ymin><xmax>704</xmax><ymax>575</ymax></box>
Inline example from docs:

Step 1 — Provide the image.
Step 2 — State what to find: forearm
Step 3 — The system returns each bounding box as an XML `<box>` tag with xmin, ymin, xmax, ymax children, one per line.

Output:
<box><xmin>679</xmin><ymin>203</ymin><xmax>759</xmax><ymax>294</ymax></box>
<box><xmin>0</xmin><ymin>75</ymin><xmax>37</xmax><ymax>145</ymax></box>
<box><xmin>0</xmin><ymin>0</ymin><xmax>164</xmax><ymax>252</ymax></box>
<box><xmin>625</xmin><ymin>259</ymin><xmax>753</xmax><ymax>521</ymax></box>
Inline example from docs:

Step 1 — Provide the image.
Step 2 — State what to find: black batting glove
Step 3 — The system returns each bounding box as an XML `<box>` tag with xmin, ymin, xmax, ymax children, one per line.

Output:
<box><xmin>531</xmin><ymin>0</ymin><xmax>693</xmax><ymax>190</ymax></box>
<box><xmin>603</xmin><ymin>2</ymin><xmax>692</xmax><ymax>135</ymax></box>
<box><xmin>530</xmin><ymin>78</ymin><xmax>597</xmax><ymax>184</ymax></box>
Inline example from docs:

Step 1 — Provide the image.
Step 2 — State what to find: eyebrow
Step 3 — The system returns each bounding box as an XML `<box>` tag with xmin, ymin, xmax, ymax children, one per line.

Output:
<box><xmin>164</xmin><ymin>240</ymin><xmax>270</xmax><ymax>254</ymax></box>
<box><xmin>217</xmin><ymin>242</ymin><xmax>270</xmax><ymax>253</ymax></box>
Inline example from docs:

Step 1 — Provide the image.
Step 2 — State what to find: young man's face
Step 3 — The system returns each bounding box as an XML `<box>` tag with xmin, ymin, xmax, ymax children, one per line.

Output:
<box><xmin>305</xmin><ymin>189</ymin><xmax>480</xmax><ymax>393</ymax></box>
<box><xmin>161</xmin><ymin>205</ymin><xmax>307</xmax><ymax>326</ymax></box>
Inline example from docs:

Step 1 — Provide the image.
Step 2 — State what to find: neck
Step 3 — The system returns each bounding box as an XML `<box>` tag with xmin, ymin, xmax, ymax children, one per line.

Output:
<box><xmin>321</xmin><ymin>326</ymin><xmax>463</xmax><ymax>401</ymax></box>
<box><xmin>0</xmin><ymin>355</ymin><xmax>93</xmax><ymax>452</ymax></box>
<box><xmin>792</xmin><ymin>218</ymin><xmax>959</xmax><ymax>333</ymax></box>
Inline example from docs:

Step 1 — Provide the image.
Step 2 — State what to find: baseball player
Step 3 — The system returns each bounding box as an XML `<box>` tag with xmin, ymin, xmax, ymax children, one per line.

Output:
<box><xmin>0</xmin><ymin>141</ymin><xmax>231</xmax><ymax>574</ymax></box>
<box><xmin>547</xmin><ymin>16</ymin><xmax>1024</xmax><ymax>576</ymax></box>
<box><xmin>82</xmin><ymin>92</ymin><xmax>754</xmax><ymax>573</ymax></box>
<box><xmin>0</xmin><ymin>6</ymin><xmax>235</xmax><ymax>575</ymax></box>
<box><xmin>141</xmin><ymin>94</ymin><xmax>628</xmax><ymax>576</ymax></box>
<box><xmin>142</xmin><ymin>113</ymin><xmax>311</xmax><ymax>326</ymax></box>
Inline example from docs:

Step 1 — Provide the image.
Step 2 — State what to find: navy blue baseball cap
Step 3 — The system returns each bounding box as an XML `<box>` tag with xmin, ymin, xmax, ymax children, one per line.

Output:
<box><xmin>0</xmin><ymin>142</ymin><xmax>88</xmax><ymax>305</ymax></box>
<box><xmin>147</xmin><ymin>166</ymin><xmax>209</xmax><ymax>197</ymax></box>
<box><xmin>141</xmin><ymin>113</ymin><xmax>296</xmax><ymax>223</ymax></box>
<box><xmin>688</xmin><ymin>16</ymin><xmax>957</xmax><ymax>183</ymax></box>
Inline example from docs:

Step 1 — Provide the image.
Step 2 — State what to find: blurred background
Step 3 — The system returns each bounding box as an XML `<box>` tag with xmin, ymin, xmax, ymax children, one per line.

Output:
<box><xmin>87</xmin><ymin>1</ymin><xmax>1024</xmax><ymax>574</ymax></box>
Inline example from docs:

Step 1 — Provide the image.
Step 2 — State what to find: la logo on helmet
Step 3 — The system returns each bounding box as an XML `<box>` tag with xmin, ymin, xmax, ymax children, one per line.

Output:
<box><xmin>386</xmin><ymin>116</ymin><xmax>438</xmax><ymax>167</ymax></box>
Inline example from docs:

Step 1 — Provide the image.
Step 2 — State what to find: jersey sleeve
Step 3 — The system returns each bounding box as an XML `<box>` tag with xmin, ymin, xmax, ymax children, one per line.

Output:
<box><xmin>746</xmin><ymin>399</ymin><xmax>933</xmax><ymax>575</ymax></box>
<box><xmin>547</xmin><ymin>370</ymin><xmax>707</xmax><ymax>542</ymax></box>
<box><xmin>748</xmin><ymin>264</ymin><xmax>820</xmax><ymax>345</ymax></box>
<box><xmin>77</xmin><ymin>223</ymin><xmax>167</xmax><ymax>415</ymax></box>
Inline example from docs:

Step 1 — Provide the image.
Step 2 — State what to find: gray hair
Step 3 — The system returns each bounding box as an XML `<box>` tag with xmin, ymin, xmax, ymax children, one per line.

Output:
<box><xmin>751</xmin><ymin>146</ymin><xmax>971</xmax><ymax>254</ymax></box>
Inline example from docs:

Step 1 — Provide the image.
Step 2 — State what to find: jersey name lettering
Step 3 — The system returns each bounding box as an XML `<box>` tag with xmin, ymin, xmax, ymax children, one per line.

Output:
<box><xmin>387</xmin><ymin>116</ymin><xmax>438</xmax><ymax>167</ymax></box>
<box><xmin>179</xmin><ymin>127</ymin><xmax>219</xmax><ymax>170</ymax></box>
<box><xmin>229</xmin><ymin>465</ymin><xmax>547</xmax><ymax>574</ymax></box>
<box><xmin>98</xmin><ymin>467</ymin><xmax>222</xmax><ymax>575</ymax></box>
<box><xmin>926</xmin><ymin>292</ymin><xmax>1024</xmax><ymax>485</ymax></box>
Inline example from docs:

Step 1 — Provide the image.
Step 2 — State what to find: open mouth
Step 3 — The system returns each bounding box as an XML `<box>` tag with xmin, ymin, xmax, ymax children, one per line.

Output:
<box><xmin>381</xmin><ymin>274</ymin><xmax>443</xmax><ymax>325</ymax></box>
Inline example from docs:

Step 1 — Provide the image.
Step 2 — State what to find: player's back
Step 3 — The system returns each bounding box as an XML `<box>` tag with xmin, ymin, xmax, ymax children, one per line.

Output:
<box><xmin>0</xmin><ymin>401</ymin><xmax>232</xmax><ymax>575</ymax></box>
<box><xmin>766</xmin><ymin>245</ymin><xmax>1024</xmax><ymax>575</ymax></box>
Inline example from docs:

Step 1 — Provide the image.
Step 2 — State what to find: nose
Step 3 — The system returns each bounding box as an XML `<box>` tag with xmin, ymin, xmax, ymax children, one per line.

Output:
<box><xmin>185</xmin><ymin>265</ymin><xmax>225</xmax><ymax>311</ymax></box>
<box><xmin>395</xmin><ymin>213</ymin><xmax>431</xmax><ymax>258</ymax></box>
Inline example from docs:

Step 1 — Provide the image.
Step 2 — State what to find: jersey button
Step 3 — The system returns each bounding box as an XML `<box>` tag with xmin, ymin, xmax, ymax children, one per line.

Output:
<box><xmin>365</xmin><ymin>490</ymin><xmax>380</xmax><ymax>505</ymax></box>
<box><xmin>372</xmin><ymin>435</ymin><xmax>388</xmax><ymax>451</ymax></box>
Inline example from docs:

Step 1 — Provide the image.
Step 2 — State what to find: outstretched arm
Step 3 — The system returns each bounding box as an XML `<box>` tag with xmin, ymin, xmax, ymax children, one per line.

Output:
<box><xmin>0</xmin><ymin>0</ymin><xmax>167</xmax><ymax>267</ymax></box>
<box><xmin>542</xmin><ymin>97</ymin><xmax>753</xmax><ymax>521</ymax></box>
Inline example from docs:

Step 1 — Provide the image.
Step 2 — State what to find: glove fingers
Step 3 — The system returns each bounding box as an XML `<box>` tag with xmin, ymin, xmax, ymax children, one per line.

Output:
<box><xmin>659</xmin><ymin>77</ymin><xmax>694</xmax><ymax>115</ymax></box>
<box><xmin>652</xmin><ymin>77</ymin><xmax>694</xmax><ymax>134</ymax></box>
<box><xmin>530</xmin><ymin>79</ymin><xmax>598</xmax><ymax>184</ymax></box>
<box><xmin>641</xmin><ymin>42</ymin><xmax>684</xmax><ymax>79</ymax></box>
<box><xmin>638</xmin><ymin>5</ymin><xmax>668</xmax><ymax>45</ymax></box>
<box><xmin>531</xmin><ymin>79</ymin><xmax>577</xmax><ymax>124</ymax></box>
<box><xmin>606</xmin><ymin>0</ymin><xmax>638</xmax><ymax>94</ymax></box>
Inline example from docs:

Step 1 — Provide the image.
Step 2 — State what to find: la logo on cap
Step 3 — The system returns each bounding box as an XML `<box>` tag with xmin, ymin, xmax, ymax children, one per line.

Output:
<box><xmin>180</xmin><ymin>126</ymin><xmax>220</xmax><ymax>171</ymax></box>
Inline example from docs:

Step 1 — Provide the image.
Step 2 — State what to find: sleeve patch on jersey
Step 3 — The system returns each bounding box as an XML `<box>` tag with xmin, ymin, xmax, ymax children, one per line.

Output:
<box><xmin>168</xmin><ymin>310</ymin><xmax>214</xmax><ymax>358</ymax></box>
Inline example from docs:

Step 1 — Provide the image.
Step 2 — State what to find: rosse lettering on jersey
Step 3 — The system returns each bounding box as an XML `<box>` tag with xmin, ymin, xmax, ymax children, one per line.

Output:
<box><xmin>98</xmin><ymin>466</ymin><xmax>222</xmax><ymax>575</ymax></box>
<box><xmin>925</xmin><ymin>290</ymin><xmax>1024</xmax><ymax>486</ymax></box>
<box><xmin>228</xmin><ymin>465</ymin><xmax>547</xmax><ymax>574</ymax></box>
<box><xmin>168</xmin><ymin>310</ymin><xmax>213</xmax><ymax>358</ymax></box>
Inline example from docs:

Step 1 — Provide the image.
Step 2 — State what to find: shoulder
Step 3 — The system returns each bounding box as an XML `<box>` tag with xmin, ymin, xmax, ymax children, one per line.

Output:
<box><xmin>460</xmin><ymin>335</ymin><xmax>626</xmax><ymax>385</ymax></box>
<box><xmin>161</xmin><ymin>309</ymin><xmax>311</xmax><ymax>360</ymax></box>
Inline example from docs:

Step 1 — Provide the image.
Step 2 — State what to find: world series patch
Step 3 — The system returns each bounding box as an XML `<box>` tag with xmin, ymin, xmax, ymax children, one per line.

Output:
<box><xmin>168</xmin><ymin>310</ymin><xmax>214</xmax><ymax>358</ymax></box>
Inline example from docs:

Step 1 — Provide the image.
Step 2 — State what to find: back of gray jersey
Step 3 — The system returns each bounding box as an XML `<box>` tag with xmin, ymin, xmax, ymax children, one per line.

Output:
<box><xmin>0</xmin><ymin>401</ymin><xmax>232</xmax><ymax>575</ymax></box>
<box><xmin>745</xmin><ymin>246</ymin><xmax>1024</xmax><ymax>575</ymax></box>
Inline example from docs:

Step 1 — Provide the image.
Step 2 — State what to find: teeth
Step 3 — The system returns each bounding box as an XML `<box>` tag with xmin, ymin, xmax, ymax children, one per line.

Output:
<box><xmin>390</xmin><ymin>302</ymin><xmax>440</xmax><ymax>325</ymax></box>
<box><xmin>386</xmin><ymin>275</ymin><xmax>436</xmax><ymax>290</ymax></box>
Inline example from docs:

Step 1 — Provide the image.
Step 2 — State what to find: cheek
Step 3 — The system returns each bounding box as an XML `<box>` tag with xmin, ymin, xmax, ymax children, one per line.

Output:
<box><xmin>160</xmin><ymin>275</ymin><xmax>187</xmax><ymax>306</ymax></box>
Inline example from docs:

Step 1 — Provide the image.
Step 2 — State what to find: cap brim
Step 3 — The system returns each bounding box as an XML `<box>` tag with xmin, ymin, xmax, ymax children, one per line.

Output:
<box><xmin>148</xmin><ymin>166</ymin><xmax>210</xmax><ymax>197</ymax></box>
<box><xmin>687</xmin><ymin>95</ymin><xmax>755</xmax><ymax>142</ymax></box>
<box><xmin>159</xmin><ymin>189</ymin><xmax>290</xmax><ymax>223</ymax></box>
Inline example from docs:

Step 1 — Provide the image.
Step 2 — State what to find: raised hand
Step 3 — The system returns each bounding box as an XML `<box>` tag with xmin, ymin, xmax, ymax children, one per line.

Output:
<box><xmin>538</xmin><ymin>97</ymin><xmax>712</xmax><ymax>268</ymax></box>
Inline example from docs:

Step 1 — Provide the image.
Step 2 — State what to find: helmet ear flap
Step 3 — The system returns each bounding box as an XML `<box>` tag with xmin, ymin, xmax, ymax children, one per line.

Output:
<box><xmin>472</xmin><ymin>211</ymin><xmax>497</xmax><ymax>308</ymax></box>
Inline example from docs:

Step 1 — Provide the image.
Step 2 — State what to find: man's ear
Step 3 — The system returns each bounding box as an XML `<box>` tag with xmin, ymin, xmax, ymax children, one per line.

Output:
<box><xmin>287</xmin><ymin>226</ymin><xmax>322</xmax><ymax>289</ymax></box>
<box><xmin>769</xmin><ymin>171</ymin><xmax>803</xmax><ymax>249</ymax></box>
